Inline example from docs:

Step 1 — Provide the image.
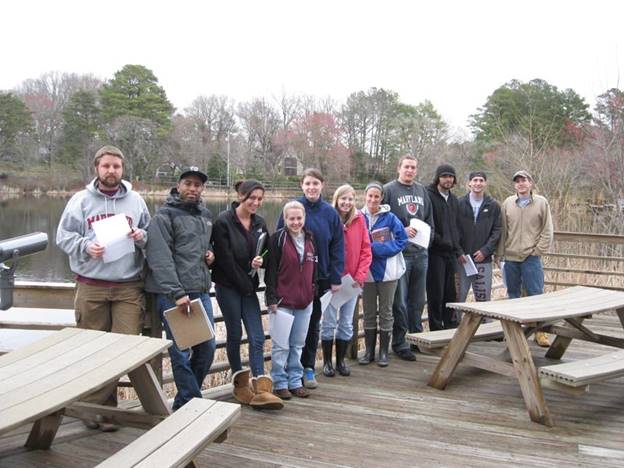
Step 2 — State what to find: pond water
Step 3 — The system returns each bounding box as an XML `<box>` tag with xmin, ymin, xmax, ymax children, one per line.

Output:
<box><xmin>0</xmin><ymin>195</ymin><xmax>289</xmax><ymax>282</ymax></box>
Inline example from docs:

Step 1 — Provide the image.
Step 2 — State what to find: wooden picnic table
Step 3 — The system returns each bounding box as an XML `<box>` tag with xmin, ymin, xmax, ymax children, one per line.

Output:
<box><xmin>428</xmin><ymin>286</ymin><xmax>624</xmax><ymax>426</ymax></box>
<box><xmin>0</xmin><ymin>327</ymin><xmax>172</xmax><ymax>449</ymax></box>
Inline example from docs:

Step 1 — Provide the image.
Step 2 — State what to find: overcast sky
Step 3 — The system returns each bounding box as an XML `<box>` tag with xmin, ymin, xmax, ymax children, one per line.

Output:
<box><xmin>2</xmin><ymin>0</ymin><xmax>622</xmax><ymax>138</ymax></box>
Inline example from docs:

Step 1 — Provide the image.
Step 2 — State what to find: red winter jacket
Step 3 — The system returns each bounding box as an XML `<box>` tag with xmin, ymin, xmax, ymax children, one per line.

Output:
<box><xmin>342</xmin><ymin>211</ymin><xmax>372</xmax><ymax>284</ymax></box>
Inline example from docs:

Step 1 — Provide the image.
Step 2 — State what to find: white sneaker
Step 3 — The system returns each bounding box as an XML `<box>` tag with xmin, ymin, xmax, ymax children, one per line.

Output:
<box><xmin>303</xmin><ymin>367</ymin><xmax>318</xmax><ymax>389</ymax></box>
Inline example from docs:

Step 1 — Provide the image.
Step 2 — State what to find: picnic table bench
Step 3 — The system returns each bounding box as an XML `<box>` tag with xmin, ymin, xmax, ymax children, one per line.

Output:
<box><xmin>428</xmin><ymin>286</ymin><xmax>624</xmax><ymax>426</ymax></box>
<box><xmin>0</xmin><ymin>308</ymin><xmax>76</xmax><ymax>355</ymax></box>
<box><xmin>406</xmin><ymin>321</ymin><xmax>503</xmax><ymax>351</ymax></box>
<box><xmin>539</xmin><ymin>349</ymin><xmax>624</xmax><ymax>394</ymax></box>
<box><xmin>96</xmin><ymin>397</ymin><xmax>241</xmax><ymax>468</ymax></box>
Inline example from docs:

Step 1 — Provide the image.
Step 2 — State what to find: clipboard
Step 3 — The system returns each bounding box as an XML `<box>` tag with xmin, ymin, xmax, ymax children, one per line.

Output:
<box><xmin>163</xmin><ymin>298</ymin><xmax>215</xmax><ymax>349</ymax></box>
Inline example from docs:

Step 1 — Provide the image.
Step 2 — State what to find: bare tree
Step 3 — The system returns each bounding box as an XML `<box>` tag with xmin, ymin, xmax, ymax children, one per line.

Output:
<box><xmin>17</xmin><ymin>71</ymin><xmax>101</xmax><ymax>167</ymax></box>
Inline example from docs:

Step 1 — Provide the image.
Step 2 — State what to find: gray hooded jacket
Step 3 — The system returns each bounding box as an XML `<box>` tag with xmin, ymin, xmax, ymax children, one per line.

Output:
<box><xmin>55</xmin><ymin>179</ymin><xmax>150</xmax><ymax>281</ymax></box>
<box><xmin>144</xmin><ymin>189</ymin><xmax>213</xmax><ymax>300</ymax></box>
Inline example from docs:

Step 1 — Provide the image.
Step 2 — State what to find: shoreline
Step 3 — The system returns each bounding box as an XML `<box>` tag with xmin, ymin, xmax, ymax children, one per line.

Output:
<box><xmin>0</xmin><ymin>186</ymin><xmax>301</xmax><ymax>199</ymax></box>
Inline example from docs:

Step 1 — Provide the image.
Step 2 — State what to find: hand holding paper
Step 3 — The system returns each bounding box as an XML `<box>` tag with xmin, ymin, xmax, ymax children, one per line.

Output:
<box><xmin>461</xmin><ymin>255</ymin><xmax>478</xmax><ymax>276</ymax></box>
<box><xmin>91</xmin><ymin>213</ymin><xmax>135</xmax><ymax>263</ymax></box>
<box><xmin>320</xmin><ymin>274</ymin><xmax>362</xmax><ymax>313</ymax></box>
<box><xmin>269</xmin><ymin>308</ymin><xmax>295</xmax><ymax>349</ymax></box>
<box><xmin>408</xmin><ymin>218</ymin><xmax>431</xmax><ymax>249</ymax></box>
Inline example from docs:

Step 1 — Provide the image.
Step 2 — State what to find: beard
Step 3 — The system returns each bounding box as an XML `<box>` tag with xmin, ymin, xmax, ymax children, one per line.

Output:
<box><xmin>98</xmin><ymin>174</ymin><xmax>122</xmax><ymax>188</ymax></box>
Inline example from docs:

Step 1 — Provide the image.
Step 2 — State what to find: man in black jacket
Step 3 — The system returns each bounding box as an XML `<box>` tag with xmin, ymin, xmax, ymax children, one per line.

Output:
<box><xmin>145</xmin><ymin>167</ymin><xmax>216</xmax><ymax>411</ymax></box>
<box><xmin>456</xmin><ymin>171</ymin><xmax>501</xmax><ymax>303</ymax></box>
<box><xmin>426</xmin><ymin>164</ymin><xmax>461</xmax><ymax>331</ymax></box>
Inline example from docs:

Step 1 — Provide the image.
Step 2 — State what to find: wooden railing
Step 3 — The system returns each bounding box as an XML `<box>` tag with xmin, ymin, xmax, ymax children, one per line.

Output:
<box><xmin>9</xmin><ymin>230</ymin><xmax>624</xmax><ymax>392</ymax></box>
<box><xmin>544</xmin><ymin>231</ymin><xmax>624</xmax><ymax>292</ymax></box>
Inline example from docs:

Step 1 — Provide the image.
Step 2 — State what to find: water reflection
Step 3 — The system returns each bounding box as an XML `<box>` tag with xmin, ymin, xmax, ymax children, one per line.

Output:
<box><xmin>0</xmin><ymin>195</ymin><xmax>288</xmax><ymax>282</ymax></box>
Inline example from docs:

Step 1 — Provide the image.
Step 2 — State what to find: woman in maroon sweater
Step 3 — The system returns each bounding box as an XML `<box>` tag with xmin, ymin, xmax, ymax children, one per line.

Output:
<box><xmin>265</xmin><ymin>201</ymin><xmax>317</xmax><ymax>399</ymax></box>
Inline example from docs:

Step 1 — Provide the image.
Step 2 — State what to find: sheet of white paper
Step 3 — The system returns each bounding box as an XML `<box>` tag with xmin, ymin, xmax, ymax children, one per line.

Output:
<box><xmin>91</xmin><ymin>213</ymin><xmax>135</xmax><ymax>263</ymax></box>
<box><xmin>269</xmin><ymin>308</ymin><xmax>295</xmax><ymax>349</ymax></box>
<box><xmin>320</xmin><ymin>290</ymin><xmax>333</xmax><ymax>313</ymax></box>
<box><xmin>500</xmin><ymin>261</ymin><xmax>507</xmax><ymax>288</ymax></box>
<box><xmin>329</xmin><ymin>274</ymin><xmax>362</xmax><ymax>309</ymax></box>
<box><xmin>408</xmin><ymin>218</ymin><xmax>431</xmax><ymax>248</ymax></box>
<box><xmin>462</xmin><ymin>255</ymin><xmax>478</xmax><ymax>276</ymax></box>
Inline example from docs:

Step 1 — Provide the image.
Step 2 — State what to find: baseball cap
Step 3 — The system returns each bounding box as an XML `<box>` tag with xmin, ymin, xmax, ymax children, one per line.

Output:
<box><xmin>512</xmin><ymin>170</ymin><xmax>533</xmax><ymax>182</ymax></box>
<box><xmin>179</xmin><ymin>166</ymin><xmax>208</xmax><ymax>183</ymax></box>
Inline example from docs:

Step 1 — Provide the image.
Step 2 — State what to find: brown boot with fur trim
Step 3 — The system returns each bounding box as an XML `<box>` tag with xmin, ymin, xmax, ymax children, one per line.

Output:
<box><xmin>250</xmin><ymin>375</ymin><xmax>284</xmax><ymax>410</ymax></box>
<box><xmin>232</xmin><ymin>369</ymin><xmax>255</xmax><ymax>405</ymax></box>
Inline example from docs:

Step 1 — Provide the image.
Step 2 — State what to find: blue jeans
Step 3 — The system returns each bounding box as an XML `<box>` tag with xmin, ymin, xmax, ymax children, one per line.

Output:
<box><xmin>504</xmin><ymin>256</ymin><xmax>544</xmax><ymax>299</ymax></box>
<box><xmin>320</xmin><ymin>295</ymin><xmax>357</xmax><ymax>341</ymax></box>
<box><xmin>215</xmin><ymin>284</ymin><xmax>265</xmax><ymax>377</ymax></box>
<box><xmin>270</xmin><ymin>304</ymin><xmax>313</xmax><ymax>390</ymax></box>
<box><xmin>157</xmin><ymin>293</ymin><xmax>216</xmax><ymax>411</ymax></box>
<box><xmin>392</xmin><ymin>250</ymin><xmax>428</xmax><ymax>350</ymax></box>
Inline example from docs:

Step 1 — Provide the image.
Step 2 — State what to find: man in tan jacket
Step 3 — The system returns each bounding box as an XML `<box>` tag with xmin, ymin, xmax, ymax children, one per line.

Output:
<box><xmin>497</xmin><ymin>170</ymin><xmax>553</xmax><ymax>346</ymax></box>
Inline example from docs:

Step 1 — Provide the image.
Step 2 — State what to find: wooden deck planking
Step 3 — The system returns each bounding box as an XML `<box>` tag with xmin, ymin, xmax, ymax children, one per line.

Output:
<box><xmin>1</xmin><ymin>313</ymin><xmax>624</xmax><ymax>467</ymax></box>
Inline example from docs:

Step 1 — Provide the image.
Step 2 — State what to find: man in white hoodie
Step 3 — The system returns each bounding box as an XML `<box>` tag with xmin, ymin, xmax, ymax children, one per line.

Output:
<box><xmin>56</xmin><ymin>145</ymin><xmax>150</xmax><ymax>430</ymax></box>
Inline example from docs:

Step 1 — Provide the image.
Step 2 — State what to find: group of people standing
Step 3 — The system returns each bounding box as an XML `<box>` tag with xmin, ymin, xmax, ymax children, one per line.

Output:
<box><xmin>56</xmin><ymin>146</ymin><xmax>554</xmax><ymax>426</ymax></box>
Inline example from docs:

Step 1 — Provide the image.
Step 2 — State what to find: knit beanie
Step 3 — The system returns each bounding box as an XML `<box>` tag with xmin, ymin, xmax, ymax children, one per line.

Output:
<box><xmin>435</xmin><ymin>164</ymin><xmax>456</xmax><ymax>179</ymax></box>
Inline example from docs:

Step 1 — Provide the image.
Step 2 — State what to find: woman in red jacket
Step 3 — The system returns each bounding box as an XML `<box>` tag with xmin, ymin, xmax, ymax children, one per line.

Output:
<box><xmin>320</xmin><ymin>184</ymin><xmax>372</xmax><ymax>377</ymax></box>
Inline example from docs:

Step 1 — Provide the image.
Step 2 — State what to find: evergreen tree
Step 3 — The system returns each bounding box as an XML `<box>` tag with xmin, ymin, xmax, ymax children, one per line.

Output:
<box><xmin>100</xmin><ymin>64</ymin><xmax>173</xmax><ymax>131</ymax></box>
<box><xmin>0</xmin><ymin>92</ymin><xmax>33</xmax><ymax>162</ymax></box>
<box><xmin>60</xmin><ymin>90</ymin><xmax>101</xmax><ymax>173</ymax></box>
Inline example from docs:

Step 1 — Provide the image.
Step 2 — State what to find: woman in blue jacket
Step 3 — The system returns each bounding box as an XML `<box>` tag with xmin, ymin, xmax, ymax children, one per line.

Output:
<box><xmin>360</xmin><ymin>182</ymin><xmax>408</xmax><ymax>367</ymax></box>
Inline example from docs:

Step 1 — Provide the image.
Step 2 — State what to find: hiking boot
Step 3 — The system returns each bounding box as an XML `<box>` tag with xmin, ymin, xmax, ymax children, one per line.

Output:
<box><xmin>322</xmin><ymin>340</ymin><xmax>335</xmax><ymax>377</ymax></box>
<box><xmin>335</xmin><ymin>339</ymin><xmax>351</xmax><ymax>376</ymax></box>
<box><xmin>232</xmin><ymin>369</ymin><xmax>255</xmax><ymax>405</ymax></box>
<box><xmin>273</xmin><ymin>388</ymin><xmax>292</xmax><ymax>400</ymax></box>
<box><xmin>303</xmin><ymin>368</ymin><xmax>318</xmax><ymax>389</ymax></box>
<box><xmin>96</xmin><ymin>416</ymin><xmax>119</xmax><ymax>432</ymax></box>
<box><xmin>98</xmin><ymin>421</ymin><xmax>120</xmax><ymax>433</ymax></box>
<box><xmin>290</xmin><ymin>386</ymin><xmax>310</xmax><ymax>398</ymax></box>
<box><xmin>250</xmin><ymin>375</ymin><xmax>284</xmax><ymax>410</ymax></box>
<box><xmin>534</xmin><ymin>331</ymin><xmax>550</xmax><ymax>347</ymax></box>
<box><xmin>378</xmin><ymin>331</ymin><xmax>391</xmax><ymax>367</ymax></box>
<box><xmin>82</xmin><ymin>420</ymin><xmax>99</xmax><ymax>430</ymax></box>
<box><xmin>358</xmin><ymin>329</ymin><xmax>376</xmax><ymax>365</ymax></box>
<box><xmin>395</xmin><ymin>348</ymin><xmax>416</xmax><ymax>362</ymax></box>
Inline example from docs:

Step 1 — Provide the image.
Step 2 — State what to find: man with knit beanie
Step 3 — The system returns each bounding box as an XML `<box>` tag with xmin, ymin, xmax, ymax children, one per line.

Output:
<box><xmin>496</xmin><ymin>170</ymin><xmax>553</xmax><ymax>347</ymax></box>
<box><xmin>426</xmin><ymin>164</ymin><xmax>462</xmax><ymax>331</ymax></box>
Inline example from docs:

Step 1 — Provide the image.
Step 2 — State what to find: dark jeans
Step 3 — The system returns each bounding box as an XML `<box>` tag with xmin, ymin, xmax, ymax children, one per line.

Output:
<box><xmin>392</xmin><ymin>250</ymin><xmax>428</xmax><ymax>351</ymax></box>
<box><xmin>215</xmin><ymin>284</ymin><xmax>265</xmax><ymax>377</ymax></box>
<box><xmin>426</xmin><ymin>253</ymin><xmax>458</xmax><ymax>331</ymax></box>
<box><xmin>504</xmin><ymin>256</ymin><xmax>544</xmax><ymax>298</ymax></box>
<box><xmin>157</xmin><ymin>293</ymin><xmax>216</xmax><ymax>411</ymax></box>
<box><xmin>301</xmin><ymin>279</ymin><xmax>330</xmax><ymax>370</ymax></box>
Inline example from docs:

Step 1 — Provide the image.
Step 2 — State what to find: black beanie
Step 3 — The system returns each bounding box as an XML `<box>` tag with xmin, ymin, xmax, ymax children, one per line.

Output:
<box><xmin>435</xmin><ymin>164</ymin><xmax>456</xmax><ymax>179</ymax></box>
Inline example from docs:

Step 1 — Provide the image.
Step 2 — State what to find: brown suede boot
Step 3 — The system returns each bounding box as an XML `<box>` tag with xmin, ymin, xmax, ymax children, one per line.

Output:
<box><xmin>232</xmin><ymin>369</ymin><xmax>255</xmax><ymax>405</ymax></box>
<box><xmin>250</xmin><ymin>375</ymin><xmax>284</xmax><ymax>410</ymax></box>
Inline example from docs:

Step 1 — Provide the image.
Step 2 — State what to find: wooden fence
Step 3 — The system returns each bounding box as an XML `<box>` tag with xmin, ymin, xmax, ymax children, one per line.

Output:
<box><xmin>8</xmin><ymin>230</ymin><xmax>624</xmax><ymax>391</ymax></box>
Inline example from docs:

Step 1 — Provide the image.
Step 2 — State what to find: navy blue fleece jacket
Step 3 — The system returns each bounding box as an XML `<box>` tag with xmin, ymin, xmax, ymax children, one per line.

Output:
<box><xmin>277</xmin><ymin>195</ymin><xmax>344</xmax><ymax>286</ymax></box>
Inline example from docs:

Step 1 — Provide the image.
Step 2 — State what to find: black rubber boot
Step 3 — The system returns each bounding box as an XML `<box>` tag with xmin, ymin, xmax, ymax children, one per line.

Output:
<box><xmin>335</xmin><ymin>339</ymin><xmax>351</xmax><ymax>376</ymax></box>
<box><xmin>322</xmin><ymin>340</ymin><xmax>335</xmax><ymax>377</ymax></box>
<box><xmin>358</xmin><ymin>329</ymin><xmax>377</xmax><ymax>365</ymax></box>
<box><xmin>378</xmin><ymin>331</ymin><xmax>390</xmax><ymax>367</ymax></box>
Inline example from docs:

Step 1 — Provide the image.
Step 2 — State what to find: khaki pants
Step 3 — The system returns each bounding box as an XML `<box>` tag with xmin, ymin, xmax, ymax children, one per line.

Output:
<box><xmin>363</xmin><ymin>280</ymin><xmax>398</xmax><ymax>333</ymax></box>
<box><xmin>74</xmin><ymin>280</ymin><xmax>145</xmax><ymax>406</ymax></box>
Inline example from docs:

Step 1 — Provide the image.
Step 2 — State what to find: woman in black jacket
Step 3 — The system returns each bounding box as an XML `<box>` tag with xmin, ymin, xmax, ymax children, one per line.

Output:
<box><xmin>212</xmin><ymin>180</ymin><xmax>269</xmax><ymax>378</ymax></box>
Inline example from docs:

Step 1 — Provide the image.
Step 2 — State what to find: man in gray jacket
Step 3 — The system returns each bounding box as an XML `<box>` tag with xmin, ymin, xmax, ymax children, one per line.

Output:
<box><xmin>56</xmin><ymin>145</ymin><xmax>150</xmax><ymax>431</ymax></box>
<box><xmin>145</xmin><ymin>167</ymin><xmax>216</xmax><ymax>410</ymax></box>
